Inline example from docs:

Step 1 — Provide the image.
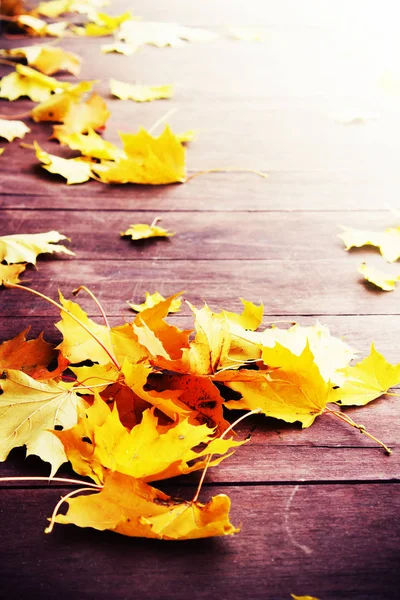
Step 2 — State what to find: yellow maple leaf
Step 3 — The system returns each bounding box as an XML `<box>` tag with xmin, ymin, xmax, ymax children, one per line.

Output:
<box><xmin>0</xmin><ymin>230</ymin><xmax>74</xmax><ymax>264</ymax></box>
<box><xmin>75</xmin><ymin>10</ymin><xmax>132</xmax><ymax>36</ymax></box>
<box><xmin>93</xmin><ymin>125</ymin><xmax>186</xmax><ymax>184</ymax></box>
<box><xmin>56</xmin><ymin>127</ymin><xmax>124</xmax><ymax>160</ymax></box>
<box><xmin>31</xmin><ymin>81</ymin><xmax>96</xmax><ymax>123</ymax></box>
<box><xmin>15</xmin><ymin>15</ymin><xmax>68</xmax><ymax>37</ymax></box>
<box><xmin>0</xmin><ymin>118</ymin><xmax>30</xmax><ymax>142</ymax></box>
<box><xmin>331</xmin><ymin>343</ymin><xmax>400</xmax><ymax>406</ymax></box>
<box><xmin>129</xmin><ymin>291</ymin><xmax>182</xmax><ymax>313</ymax></box>
<box><xmin>110</xmin><ymin>79</ymin><xmax>173</xmax><ymax>102</ymax></box>
<box><xmin>0</xmin><ymin>369</ymin><xmax>86</xmax><ymax>475</ymax></box>
<box><xmin>225</xmin><ymin>343</ymin><xmax>330</xmax><ymax>428</ymax></box>
<box><xmin>51</xmin><ymin>93</ymin><xmax>110</xmax><ymax>137</ymax></box>
<box><xmin>34</xmin><ymin>141</ymin><xmax>93</xmax><ymax>184</ymax></box>
<box><xmin>1</xmin><ymin>45</ymin><xmax>81</xmax><ymax>76</ymax></box>
<box><xmin>0</xmin><ymin>64</ymin><xmax>69</xmax><ymax>102</ymax></box>
<box><xmin>51</xmin><ymin>470</ymin><xmax>238</xmax><ymax>539</ymax></box>
<box><xmin>121</xmin><ymin>219</ymin><xmax>175</xmax><ymax>240</ymax></box>
<box><xmin>101</xmin><ymin>42</ymin><xmax>134</xmax><ymax>55</ymax></box>
<box><xmin>117</xmin><ymin>20</ymin><xmax>217</xmax><ymax>51</ymax></box>
<box><xmin>0</xmin><ymin>263</ymin><xmax>26</xmax><ymax>285</ymax></box>
<box><xmin>56</xmin><ymin>397</ymin><xmax>244</xmax><ymax>484</ymax></box>
<box><xmin>339</xmin><ymin>225</ymin><xmax>400</xmax><ymax>263</ymax></box>
<box><xmin>217</xmin><ymin>298</ymin><xmax>264</xmax><ymax>331</ymax></box>
<box><xmin>358</xmin><ymin>262</ymin><xmax>400</xmax><ymax>291</ymax></box>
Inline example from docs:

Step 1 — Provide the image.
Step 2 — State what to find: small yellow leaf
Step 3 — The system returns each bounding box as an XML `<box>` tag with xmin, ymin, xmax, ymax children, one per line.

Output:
<box><xmin>0</xmin><ymin>119</ymin><xmax>30</xmax><ymax>142</ymax></box>
<box><xmin>339</xmin><ymin>225</ymin><xmax>400</xmax><ymax>263</ymax></box>
<box><xmin>56</xmin><ymin>127</ymin><xmax>124</xmax><ymax>160</ymax></box>
<box><xmin>118</xmin><ymin>20</ymin><xmax>217</xmax><ymax>50</ymax></box>
<box><xmin>0</xmin><ymin>230</ymin><xmax>74</xmax><ymax>265</ymax></box>
<box><xmin>121</xmin><ymin>220</ymin><xmax>175</xmax><ymax>241</ymax></box>
<box><xmin>0</xmin><ymin>64</ymin><xmax>69</xmax><ymax>102</ymax></box>
<box><xmin>16</xmin><ymin>14</ymin><xmax>68</xmax><ymax>37</ymax></box>
<box><xmin>218</xmin><ymin>298</ymin><xmax>264</xmax><ymax>331</ymax></box>
<box><xmin>0</xmin><ymin>46</ymin><xmax>81</xmax><ymax>76</ymax></box>
<box><xmin>358</xmin><ymin>262</ymin><xmax>400</xmax><ymax>291</ymax></box>
<box><xmin>78</xmin><ymin>11</ymin><xmax>132</xmax><ymax>36</ymax></box>
<box><xmin>101</xmin><ymin>42</ymin><xmax>134</xmax><ymax>55</ymax></box>
<box><xmin>331</xmin><ymin>343</ymin><xmax>400</xmax><ymax>406</ymax></box>
<box><xmin>31</xmin><ymin>81</ymin><xmax>96</xmax><ymax>123</ymax></box>
<box><xmin>110</xmin><ymin>79</ymin><xmax>173</xmax><ymax>102</ymax></box>
<box><xmin>291</xmin><ymin>595</ymin><xmax>321</xmax><ymax>600</ymax></box>
<box><xmin>0</xmin><ymin>263</ymin><xmax>26</xmax><ymax>285</ymax></box>
<box><xmin>51</xmin><ymin>93</ymin><xmax>110</xmax><ymax>137</ymax></box>
<box><xmin>34</xmin><ymin>141</ymin><xmax>93</xmax><ymax>185</ymax></box>
<box><xmin>129</xmin><ymin>291</ymin><xmax>182</xmax><ymax>313</ymax></box>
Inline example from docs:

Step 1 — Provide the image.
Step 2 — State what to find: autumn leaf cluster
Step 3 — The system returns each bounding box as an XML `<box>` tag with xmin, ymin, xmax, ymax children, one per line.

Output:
<box><xmin>1</xmin><ymin>287</ymin><xmax>399</xmax><ymax>539</ymax></box>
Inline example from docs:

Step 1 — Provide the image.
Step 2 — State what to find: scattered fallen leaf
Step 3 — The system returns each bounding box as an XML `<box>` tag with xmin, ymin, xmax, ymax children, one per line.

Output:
<box><xmin>358</xmin><ymin>262</ymin><xmax>400</xmax><ymax>291</ymax></box>
<box><xmin>74</xmin><ymin>10</ymin><xmax>132</xmax><ymax>36</ymax></box>
<box><xmin>101</xmin><ymin>42</ymin><xmax>134</xmax><ymax>55</ymax></box>
<box><xmin>34</xmin><ymin>0</ymin><xmax>107</xmax><ymax>18</ymax></box>
<box><xmin>339</xmin><ymin>225</ymin><xmax>400</xmax><ymax>263</ymax></box>
<box><xmin>0</xmin><ymin>230</ymin><xmax>74</xmax><ymax>264</ymax></box>
<box><xmin>55</xmin><ymin>127</ymin><xmax>124</xmax><ymax>160</ymax></box>
<box><xmin>51</xmin><ymin>470</ymin><xmax>238</xmax><ymax>539</ymax></box>
<box><xmin>129</xmin><ymin>291</ymin><xmax>182</xmax><ymax>313</ymax></box>
<box><xmin>110</xmin><ymin>79</ymin><xmax>173</xmax><ymax>102</ymax></box>
<box><xmin>93</xmin><ymin>125</ymin><xmax>186</xmax><ymax>184</ymax></box>
<box><xmin>331</xmin><ymin>343</ymin><xmax>400</xmax><ymax>406</ymax></box>
<box><xmin>291</xmin><ymin>595</ymin><xmax>321</xmax><ymax>600</ymax></box>
<box><xmin>0</xmin><ymin>45</ymin><xmax>81</xmax><ymax>76</ymax></box>
<box><xmin>0</xmin><ymin>263</ymin><xmax>26</xmax><ymax>285</ymax></box>
<box><xmin>52</xmin><ymin>92</ymin><xmax>110</xmax><ymax>137</ymax></box>
<box><xmin>0</xmin><ymin>118</ymin><xmax>30</xmax><ymax>142</ymax></box>
<box><xmin>117</xmin><ymin>20</ymin><xmax>218</xmax><ymax>51</ymax></box>
<box><xmin>31</xmin><ymin>80</ymin><xmax>96</xmax><ymax>123</ymax></box>
<box><xmin>34</xmin><ymin>141</ymin><xmax>93</xmax><ymax>184</ymax></box>
<box><xmin>121</xmin><ymin>220</ymin><xmax>175</xmax><ymax>241</ymax></box>
<box><xmin>16</xmin><ymin>14</ymin><xmax>68</xmax><ymax>37</ymax></box>
<box><xmin>0</xmin><ymin>64</ymin><xmax>70</xmax><ymax>102</ymax></box>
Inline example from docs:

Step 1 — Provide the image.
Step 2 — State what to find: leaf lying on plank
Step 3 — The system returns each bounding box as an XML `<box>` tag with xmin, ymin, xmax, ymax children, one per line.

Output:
<box><xmin>73</xmin><ymin>11</ymin><xmax>132</xmax><ymax>36</ymax></box>
<box><xmin>55</xmin><ymin>127</ymin><xmax>124</xmax><ymax>160</ymax></box>
<box><xmin>0</xmin><ymin>45</ymin><xmax>81</xmax><ymax>76</ymax></box>
<box><xmin>121</xmin><ymin>219</ymin><xmax>175</xmax><ymax>241</ymax></box>
<box><xmin>129</xmin><ymin>291</ymin><xmax>182</xmax><ymax>313</ymax></box>
<box><xmin>331</xmin><ymin>343</ymin><xmax>400</xmax><ymax>406</ymax></box>
<box><xmin>92</xmin><ymin>125</ymin><xmax>186</xmax><ymax>184</ymax></box>
<box><xmin>0</xmin><ymin>264</ymin><xmax>26</xmax><ymax>285</ymax></box>
<box><xmin>0</xmin><ymin>118</ymin><xmax>30</xmax><ymax>142</ymax></box>
<box><xmin>339</xmin><ymin>225</ymin><xmax>400</xmax><ymax>263</ymax></box>
<box><xmin>34</xmin><ymin>141</ymin><xmax>93</xmax><ymax>184</ymax></box>
<box><xmin>31</xmin><ymin>80</ymin><xmax>97</xmax><ymax>122</ymax></box>
<box><xmin>15</xmin><ymin>15</ymin><xmax>68</xmax><ymax>37</ymax></box>
<box><xmin>117</xmin><ymin>20</ymin><xmax>218</xmax><ymax>51</ymax></box>
<box><xmin>101</xmin><ymin>42</ymin><xmax>134</xmax><ymax>55</ymax></box>
<box><xmin>0</xmin><ymin>230</ymin><xmax>74</xmax><ymax>264</ymax></box>
<box><xmin>0</xmin><ymin>64</ymin><xmax>69</xmax><ymax>102</ymax></box>
<box><xmin>34</xmin><ymin>0</ymin><xmax>108</xmax><ymax>18</ymax></box>
<box><xmin>50</xmin><ymin>470</ymin><xmax>238</xmax><ymax>540</ymax></box>
<box><xmin>110</xmin><ymin>79</ymin><xmax>173</xmax><ymax>102</ymax></box>
<box><xmin>358</xmin><ymin>262</ymin><xmax>400</xmax><ymax>291</ymax></box>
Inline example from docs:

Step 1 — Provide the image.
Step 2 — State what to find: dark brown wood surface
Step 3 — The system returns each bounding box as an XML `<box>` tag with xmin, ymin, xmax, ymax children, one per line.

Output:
<box><xmin>1</xmin><ymin>1</ymin><xmax>400</xmax><ymax>599</ymax></box>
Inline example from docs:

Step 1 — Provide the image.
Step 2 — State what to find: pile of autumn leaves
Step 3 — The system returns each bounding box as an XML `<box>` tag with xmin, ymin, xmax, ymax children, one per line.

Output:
<box><xmin>1</xmin><ymin>280</ymin><xmax>400</xmax><ymax>539</ymax></box>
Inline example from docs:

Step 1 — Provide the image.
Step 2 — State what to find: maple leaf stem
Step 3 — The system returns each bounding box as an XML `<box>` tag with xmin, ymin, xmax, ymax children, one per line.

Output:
<box><xmin>150</xmin><ymin>216</ymin><xmax>161</xmax><ymax>228</ymax></box>
<box><xmin>148</xmin><ymin>108</ymin><xmax>178</xmax><ymax>134</ymax></box>
<box><xmin>5</xmin><ymin>283</ymin><xmax>121</xmax><ymax>370</ymax></box>
<box><xmin>20</xmin><ymin>142</ymin><xmax>35</xmax><ymax>149</ymax></box>
<box><xmin>0</xmin><ymin>476</ymin><xmax>102</xmax><ymax>488</ymax></box>
<box><xmin>324</xmin><ymin>407</ymin><xmax>392</xmax><ymax>454</ymax></box>
<box><xmin>45</xmin><ymin>486</ymin><xmax>100</xmax><ymax>534</ymax></box>
<box><xmin>186</xmin><ymin>168</ymin><xmax>268</xmax><ymax>182</ymax></box>
<box><xmin>73</xmin><ymin>285</ymin><xmax>111</xmax><ymax>329</ymax></box>
<box><xmin>192</xmin><ymin>408</ymin><xmax>261</xmax><ymax>503</ymax></box>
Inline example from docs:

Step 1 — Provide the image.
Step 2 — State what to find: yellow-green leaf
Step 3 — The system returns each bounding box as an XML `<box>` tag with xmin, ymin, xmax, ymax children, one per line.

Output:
<box><xmin>0</xmin><ymin>230</ymin><xmax>73</xmax><ymax>265</ymax></box>
<box><xmin>34</xmin><ymin>141</ymin><xmax>93</xmax><ymax>184</ymax></box>
<box><xmin>358</xmin><ymin>262</ymin><xmax>400</xmax><ymax>291</ymax></box>
<box><xmin>121</xmin><ymin>220</ymin><xmax>175</xmax><ymax>241</ymax></box>
<box><xmin>339</xmin><ymin>225</ymin><xmax>400</xmax><ymax>263</ymax></box>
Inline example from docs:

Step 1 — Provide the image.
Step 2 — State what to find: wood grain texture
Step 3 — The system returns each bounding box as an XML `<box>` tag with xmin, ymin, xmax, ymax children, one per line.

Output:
<box><xmin>1</xmin><ymin>0</ymin><xmax>400</xmax><ymax>596</ymax></box>
<box><xmin>1</xmin><ymin>484</ymin><xmax>399</xmax><ymax>600</ymax></box>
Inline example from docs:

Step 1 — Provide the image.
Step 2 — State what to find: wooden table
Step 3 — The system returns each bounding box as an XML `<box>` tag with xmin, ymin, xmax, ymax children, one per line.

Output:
<box><xmin>1</xmin><ymin>1</ymin><xmax>399</xmax><ymax>598</ymax></box>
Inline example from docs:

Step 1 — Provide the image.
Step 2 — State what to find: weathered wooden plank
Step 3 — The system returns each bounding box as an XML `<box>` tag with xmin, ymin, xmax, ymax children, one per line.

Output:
<box><xmin>0</xmin><ymin>484</ymin><xmax>399</xmax><ymax>599</ymax></box>
<box><xmin>1</xmin><ymin>259</ymin><xmax>400</xmax><ymax>316</ymax></box>
<box><xmin>1</xmin><ymin>209</ymin><xmax>398</xmax><ymax>262</ymax></box>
